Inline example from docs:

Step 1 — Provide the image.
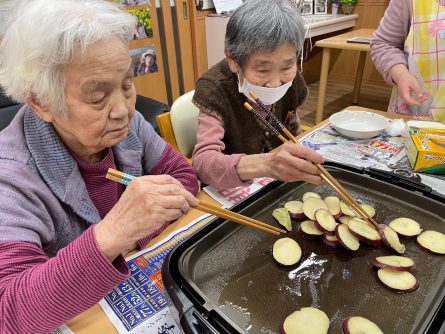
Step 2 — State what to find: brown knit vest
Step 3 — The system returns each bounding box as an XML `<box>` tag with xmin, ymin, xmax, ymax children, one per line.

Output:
<box><xmin>193</xmin><ymin>59</ymin><xmax>308</xmax><ymax>155</ymax></box>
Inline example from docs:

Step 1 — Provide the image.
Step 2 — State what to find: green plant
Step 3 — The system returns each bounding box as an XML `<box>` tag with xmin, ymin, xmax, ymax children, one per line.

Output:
<box><xmin>340</xmin><ymin>0</ymin><xmax>356</xmax><ymax>4</ymax></box>
<box><xmin>128</xmin><ymin>8</ymin><xmax>153</xmax><ymax>38</ymax></box>
<box><xmin>330</xmin><ymin>0</ymin><xmax>341</xmax><ymax>4</ymax></box>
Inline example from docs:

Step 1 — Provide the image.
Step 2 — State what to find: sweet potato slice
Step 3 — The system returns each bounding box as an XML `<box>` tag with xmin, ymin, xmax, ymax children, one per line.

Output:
<box><xmin>340</xmin><ymin>201</ymin><xmax>356</xmax><ymax>217</ymax></box>
<box><xmin>348</xmin><ymin>218</ymin><xmax>381</xmax><ymax>247</ymax></box>
<box><xmin>335</xmin><ymin>224</ymin><xmax>360</xmax><ymax>251</ymax></box>
<box><xmin>284</xmin><ymin>200</ymin><xmax>305</xmax><ymax>219</ymax></box>
<box><xmin>339</xmin><ymin>216</ymin><xmax>353</xmax><ymax>225</ymax></box>
<box><xmin>357</xmin><ymin>204</ymin><xmax>376</xmax><ymax>219</ymax></box>
<box><xmin>303</xmin><ymin>197</ymin><xmax>328</xmax><ymax>220</ymax></box>
<box><xmin>373</xmin><ymin>255</ymin><xmax>414</xmax><ymax>271</ymax></box>
<box><xmin>302</xmin><ymin>192</ymin><xmax>321</xmax><ymax>202</ymax></box>
<box><xmin>324</xmin><ymin>196</ymin><xmax>342</xmax><ymax>219</ymax></box>
<box><xmin>281</xmin><ymin>307</ymin><xmax>329</xmax><ymax>334</ymax></box>
<box><xmin>314</xmin><ymin>209</ymin><xmax>337</xmax><ymax>234</ymax></box>
<box><xmin>273</xmin><ymin>238</ymin><xmax>302</xmax><ymax>266</ymax></box>
<box><xmin>377</xmin><ymin>224</ymin><xmax>405</xmax><ymax>254</ymax></box>
<box><xmin>343</xmin><ymin>316</ymin><xmax>383</xmax><ymax>334</ymax></box>
<box><xmin>273</xmin><ymin>208</ymin><xmax>292</xmax><ymax>231</ymax></box>
<box><xmin>323</xmin><ymin>234</ymin><xmax>339</xmax><ymax>248</ymax></box>
<box><xmin>377</xmin><ymin>268</ymin><xmax>419</xmax><ymax>293</ymax></box>
<box><xmin>417</xmin><ymin>230</ymin><xmax>445</xmax><ymax>255</ymax></box>
<box><xmin>299</xmin><ymin>220</ymin><xmax>324</xmax><ymax>238</ymax></box>
<box><xmin>388</xmin><ymin>217</ymin><xmax>422</xmax><ymax>237</ymax></box>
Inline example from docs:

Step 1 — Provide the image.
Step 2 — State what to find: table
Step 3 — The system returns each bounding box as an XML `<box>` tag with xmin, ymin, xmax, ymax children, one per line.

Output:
<box><xmin>67</xmin><ymin>107</ymin><xmax>406</xmax><ymax>333</ymax></box>
<box><xmin>315</xmin><ymin>28</ymin><xmax>375</xmax><ymax>124</ymax></box>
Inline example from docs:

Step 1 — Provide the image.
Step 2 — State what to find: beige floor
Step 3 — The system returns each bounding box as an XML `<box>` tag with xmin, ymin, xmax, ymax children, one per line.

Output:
<box><xmin>298</xmin><ymin>74</ymin><xmax>393</xmax><ymax>127</ymax></box>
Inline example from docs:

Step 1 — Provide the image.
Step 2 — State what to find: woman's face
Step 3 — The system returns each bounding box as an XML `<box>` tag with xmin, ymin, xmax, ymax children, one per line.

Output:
<box><xmin>228</xmin><ymin>43</ymin><xmax>298</xmax><ymax>88</ymax></box>
<box><xmin>49</xmin><ymin>37</ymin><xmax>136</xmax><ymax>162</ymax></box>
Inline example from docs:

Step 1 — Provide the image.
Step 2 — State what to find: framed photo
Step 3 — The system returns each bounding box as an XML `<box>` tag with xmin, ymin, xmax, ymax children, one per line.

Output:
<box><xmin>314</xmin><ymin>0</ymin><xmax>328</xmax><ymax>14</ymax></box>
<box><xmin>300</xmin><ymin>0</ymin><xmax>313</xmax><ymax>15</ymax></box>
<box><xmin>129</xmin><ymin>46</ymin><xmax>159</xmax><ymax>77</ymax></box>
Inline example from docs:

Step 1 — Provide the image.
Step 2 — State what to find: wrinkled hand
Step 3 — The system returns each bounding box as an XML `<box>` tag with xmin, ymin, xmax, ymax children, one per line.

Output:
<box><xmin>95</xmin><ymin>175</ymin><xmax>199</xmax><ymax>261</ymax></box>
<box><xmin>391</xmin><ymin>64</ymin><xmax>429</xmax><ymax>106</ymax></box>
<box><xmin>265</xmin><ymin>142</ymin><xmax>324</xmax><ymax>184</ymax></box>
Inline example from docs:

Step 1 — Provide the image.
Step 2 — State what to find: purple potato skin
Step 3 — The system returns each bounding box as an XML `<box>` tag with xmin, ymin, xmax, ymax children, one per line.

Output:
<box><xmin>349</xmin><ymin>229</ymin><xmax>382</xmax><ymax>247</ymax></box>
<box><xmin>372</xmin><ymin>259</ymin><xmax>412</xmax><ymax>271</ymax></box>
<box><xmin>335</xmin><ymin>225</ymin><xmax>358</xmax><ymax>251</ymax></box>
<box><xmin>377</xmin><ymin>273</ymin><xmax>420</xmax><ymax>293</ymax></box>
<box><xmin>289</xmin><ymin>212</ymin><xmax>306</xmax><ymax>220</ymax></box>
<box><xmin>323</xmin><ymin>235</ymin><xmax>339</xmax><ymax>248</ymax></box>
<box><xmin>342</xmin><ymin>318</ymin><xmax>352</xmax><ymax>334</ymax></box>
<box><xmin>314</xmin><ymin>220</ymin><xmax>335</xmax><ymax>235</ymax></box>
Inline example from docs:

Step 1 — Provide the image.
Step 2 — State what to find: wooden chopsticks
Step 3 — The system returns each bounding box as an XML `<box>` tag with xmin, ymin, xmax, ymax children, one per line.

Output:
<box><xmin>244</xmin><ymin>92</ymin><xmax>378</xmax><ymax>228</ymax></box>
<box><xmin>105</xmin><ymin>168</ymin><xmax>285</xmax><ymax>235</ymax></box>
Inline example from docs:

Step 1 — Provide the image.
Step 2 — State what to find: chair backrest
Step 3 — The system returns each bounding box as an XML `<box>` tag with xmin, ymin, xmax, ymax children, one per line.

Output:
<box><xmin>135</xmin><ymin>94</ymin><xmax>169</xmax><ymax>135</ymax></box>
<box><xmin>169</xmin><ymin>90</ymin><xmax>199</xmax><ymax>158</ymax></box>
<box><xmin>0</xmin><ymin>89</ymin><xmax>22</xmax><ymax>131</ymax></box>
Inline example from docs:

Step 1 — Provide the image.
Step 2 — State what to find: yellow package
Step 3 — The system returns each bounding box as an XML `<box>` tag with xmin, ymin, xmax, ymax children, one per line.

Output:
<box><xmin>405</xmin><ymin>128</ymin><xmax>445</xmax><ymax>174</ymax></box>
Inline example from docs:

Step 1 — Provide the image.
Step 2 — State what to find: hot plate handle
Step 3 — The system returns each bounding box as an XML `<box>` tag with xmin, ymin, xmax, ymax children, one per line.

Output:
<box><xmin>181</xmin><ymin>309</ymin><xmax>219</xmax><ymax>334</ymax></box>
<box><xmin>365</xmin><ymin>168</ymin><xmax>433</xmax><ymax>194</ymax></box>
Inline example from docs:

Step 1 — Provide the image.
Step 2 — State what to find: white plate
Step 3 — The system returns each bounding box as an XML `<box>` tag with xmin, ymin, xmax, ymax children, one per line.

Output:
<box><xmin>329</xmin><ymin>110</ymin><xmax>390</xmax><ymax>139</ymax></box>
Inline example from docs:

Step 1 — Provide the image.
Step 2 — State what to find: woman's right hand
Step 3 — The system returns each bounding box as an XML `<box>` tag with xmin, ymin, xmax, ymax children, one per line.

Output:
<box><xmin>391</xmin><ymin>64</ymin><xmax>429</xmax><ymax>106</ymax></box>
<box><xmin>95</xmin><ymin>175</ymin><xmax>199</xmax><ymax>261</ymax></box>
<box><xmin>265</xmin><ymin>142</ymin><xmax>324</xmax><ymax>184</ymax></box>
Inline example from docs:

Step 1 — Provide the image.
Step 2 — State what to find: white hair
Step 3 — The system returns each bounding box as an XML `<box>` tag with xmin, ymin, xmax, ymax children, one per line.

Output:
<box><xmin>0</xmin><ymin>0</ymin><xmax>136</xmax><ymax>115</ymax></box>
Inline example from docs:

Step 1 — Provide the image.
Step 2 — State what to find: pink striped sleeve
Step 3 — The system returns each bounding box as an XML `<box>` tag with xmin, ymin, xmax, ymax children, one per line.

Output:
<box><xmin>149</xmin><ymin>143</ymin><xmax>199</xmax><ymax>196</ymax></box>
<box><xmin>137</xmin><ymin>144</ymin><xmax>199</xmax><ymax>249</ymax></box>
<box><xmin>0</xmin><ymin>226</ymin><xmax>129</xmax><ymax>334</ymax></box>
<box><xmin>370</xmin><ymin>0</ymin><xmax>411</xmax><ymax>85</ymax></box>
<box><xmin>192</xmin><ymin>112</ymin><xmax>249</xmax><ymax>190</ymax></box>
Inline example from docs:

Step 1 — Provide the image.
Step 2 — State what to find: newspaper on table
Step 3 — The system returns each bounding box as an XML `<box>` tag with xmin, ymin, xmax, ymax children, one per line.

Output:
<box><xmin>204</xmin><ymin>177</ymin><xmax>275</xmax><ymax>209</ymax></box>
<box><xmin>52</xmin><ymin>324</ymin><xmax>74</xmax><ymax>334</ymax></box>
<box><xmin>99</xmin><ymin>213</ymin><xmax>213</xmax><ymax>334</ymax></box>
<box><xmin>299</xmin><ymin>121</ymin><xmax>445</xmax><ymax>196</ymax></box>
<box><xmin>205</xmin><ymin>119</ymin><xmax>445</xmax><ymax>207</ymax></box>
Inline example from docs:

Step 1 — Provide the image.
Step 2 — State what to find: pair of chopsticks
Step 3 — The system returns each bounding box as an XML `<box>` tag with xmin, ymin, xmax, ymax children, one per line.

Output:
<box><xmin>106</xmin><ymin>168</ymin><xmax>285</xmax><ymax>235</ymax></box>
<box><xmin>244</xmin><ymin>92</ymin><xmax>379</xmax><ymax>228</ymax></box>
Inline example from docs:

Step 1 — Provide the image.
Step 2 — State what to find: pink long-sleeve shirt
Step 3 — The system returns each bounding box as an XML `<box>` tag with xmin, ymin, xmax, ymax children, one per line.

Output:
<box><xmin>370</xmin><ymin>0</ymin><xmax>412</xmax><ymax>85</ymax></box>
<box><xmin>192</xmin><ymin>109</ymin><xmax>301</xmax><ymax>190</ymax></box>
<box><xmin>0</xmin><ymin>143</ymin><xmax>198</xmax><ymax>334</ymax></box>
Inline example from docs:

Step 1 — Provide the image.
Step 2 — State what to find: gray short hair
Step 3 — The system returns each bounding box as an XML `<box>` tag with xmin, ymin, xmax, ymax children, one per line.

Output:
<box><xmin>225</xmin><ymin>0</ymin><xmax>305</xmax><ymax>70</ymax></box>
<box><xmin>0</xmin><ymin>0</ymin><xmax>136</xmax><ymax>115</ymax></box>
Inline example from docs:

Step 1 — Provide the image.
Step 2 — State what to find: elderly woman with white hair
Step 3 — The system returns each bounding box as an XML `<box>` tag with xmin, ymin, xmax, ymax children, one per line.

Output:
<box><xmin>0</xmin><ymin>0</ymin><xmax>199</xmax><ymax>332</ymax></box>
<box><xmin>192</xmin><ymin>0</ymin><xmax>324</xmax><ymax>190</ymax></box>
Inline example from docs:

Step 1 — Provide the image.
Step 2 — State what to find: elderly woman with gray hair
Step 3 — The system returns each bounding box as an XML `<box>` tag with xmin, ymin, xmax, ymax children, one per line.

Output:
<box><xmin>192</xmin><ymin>0</ymin><xmax>324</xmax><ymax>190</ymax></box>
<box><xmin>0</xmin><ymin>0</ymin><xmax>199</xmax><ymax>332</ymax></box>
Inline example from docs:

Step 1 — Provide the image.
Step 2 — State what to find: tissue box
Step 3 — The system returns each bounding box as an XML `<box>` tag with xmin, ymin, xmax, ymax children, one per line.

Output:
<box><xmin>405</xmin><ymin>128</ymin><xmax>445</xmax><ymax>173</ymax></box>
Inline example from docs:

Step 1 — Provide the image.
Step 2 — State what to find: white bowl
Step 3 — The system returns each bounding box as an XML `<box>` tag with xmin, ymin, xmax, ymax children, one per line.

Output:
<box><xmin>329</xmin><ymin>110</ymin><xmax>389</xmax><ymax>139</ymax></box>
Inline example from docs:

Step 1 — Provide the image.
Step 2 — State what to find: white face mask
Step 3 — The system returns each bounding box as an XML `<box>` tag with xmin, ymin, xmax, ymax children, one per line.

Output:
<box><xmin>238</xmin><ymin>74</ymin><xmax>293</xmax><ymax>105</ymax></box>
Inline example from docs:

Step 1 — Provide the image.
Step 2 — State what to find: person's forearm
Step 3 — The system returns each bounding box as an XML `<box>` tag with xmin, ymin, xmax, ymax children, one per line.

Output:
<box><xmin>235</xmin><ymin>153</ymin><xmax>272</xmax><ymax>181</ymax></box>
<box><xmin>150</xmin><ymin>144</ymin><xmax>199</xmax><ymax>196</ymax></box>
<box><xmin>193</xmin><ymin>149</ymin><xmax>248</xmax><ymax>189</ymax></box>
<box><xmin>390</xmin><ymin>63</ymin><xmax>409</xmax><ymax>85</ymax></box>
<box><xmin>0</xmin><ymin>228</ymin><xmax>129</xmax><ymax>334</ymax></box>
<box><xmin>370</xmin><ymin>0</ymin><xmax>410</xmax><ymax>85</ymax></box>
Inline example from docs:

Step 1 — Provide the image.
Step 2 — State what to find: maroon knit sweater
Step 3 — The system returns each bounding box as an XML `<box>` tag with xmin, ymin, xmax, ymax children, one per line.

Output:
<box><xmin>0</xmin><ymin>144</ymin><xmax>198</xmax><ymax>334</ymax></box>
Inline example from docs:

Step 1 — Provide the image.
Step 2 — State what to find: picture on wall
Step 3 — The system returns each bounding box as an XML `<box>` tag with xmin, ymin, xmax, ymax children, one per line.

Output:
<box><xmin>130</xmin><ymin>46</ymin><xmax>158</xmax><ymax>77</ymax></box>
<box><xmin>300</xmin><ymin>0</ymin><xmax>313</xmax><ymax>15</ymax></box>
<box><xmin>314</xmin><ymin>0</ymin><xmax>327</xmax><ymax>14</ymax></box>
<box><xmin>117</xmin><ymin>0</ymin><xmax>150</xmax><ymax>7</ymax></box>
<box><xmin>127</xmin><ymin>7</ymin><xmax>153</xmax><ymax>39</ymax></box>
